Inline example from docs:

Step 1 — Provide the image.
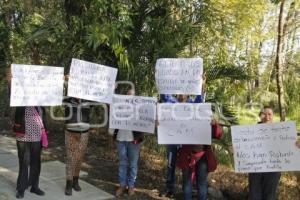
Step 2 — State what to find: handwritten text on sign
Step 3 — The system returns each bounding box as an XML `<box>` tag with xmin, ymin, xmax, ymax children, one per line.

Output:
<box><xmin>157</xmin><ymin>103</ymin><xmax>212</xmax><ymax>144</ymax></box>
<box><xmin>68</xmin><ymin>58</ymin><xmax>118</xmax><ymax>103</ymax></box>
<box><xmin>231</xmin><ymin>121</ymin><xmax>300</xmax><ymax>173</ymax></box>
<box><xmin>155</xmin><ymin>58</ymin><xmax>203</xmax><ymax>95</ymax></box>
<box><xmin>109</xmin><ymin>95</ymin><xmax>157</xmax><ymax>133</ymax></box>
<box><xmin>10</xmin><ymin>64</ymin><xmax>64</xmax><ymax>106</ymax></box>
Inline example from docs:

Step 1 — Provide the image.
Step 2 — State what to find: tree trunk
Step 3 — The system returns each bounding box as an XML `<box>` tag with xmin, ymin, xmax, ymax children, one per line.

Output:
<box><xmin>283</xmin><ymin>1</ymin><xmax>296</xmax><ymax>58</ymax></box>
<box><xmin>286</xmin><ymin>1</ymin><xmax>299</xmax><ymax>59</ymax></box>
<box><xmin>255</xmin><ymin>41</ymin><xmax>263</xmax><ymax>88</ymax></box>
<box><xmin>274</xmin><ymin>0</ymin><xmax>286</xmax><ymax>121</ymax></box>
<box><xmin>31</xmin><ymin>43</ymin><xmax>41</xmax><ymax>65</ymax></box>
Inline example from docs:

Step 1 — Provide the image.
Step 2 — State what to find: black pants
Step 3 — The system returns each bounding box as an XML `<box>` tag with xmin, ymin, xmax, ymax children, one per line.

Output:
<box><xmin>16</xmin><ymin>141</ymin><xmax>42</xmax><ymax>191</ymax></box>
<box><xmin>249</xmin><ymin>172</ymin><xmax>281</xmax><ymax>200</ymax></box>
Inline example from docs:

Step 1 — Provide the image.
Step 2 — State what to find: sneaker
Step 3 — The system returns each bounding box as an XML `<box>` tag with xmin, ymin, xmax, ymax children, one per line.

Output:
<box><xmin>16</xmin><ymin>190</ymin><xmax>24</xmax><ymax>199</ymax></box>
<box><xmin>115</xmin><ymin>186</ymin><xmax>126</xmax><ymax>197</ymax></box>
<box><xmin>30</xmin><ymin>187</ymin><xmax>45</xmax><ymax>196</ymax></box>
<box><xmin>128</xmin><ymin>187</ymin><xmax>135</xmax><ymax>196</ymax></box>
<box><xmin>159</xmin><ymin>190</ymin><xmax>175</xmax><ymax>198</ymax></box>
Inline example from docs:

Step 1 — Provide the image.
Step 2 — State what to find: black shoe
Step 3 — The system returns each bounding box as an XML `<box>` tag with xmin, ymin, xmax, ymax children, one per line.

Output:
<box><xmin>30</xmin><ymin>187</ymin><xmax>45</xmax><ymax>196</ymax></box>
<box><xmin>72</xmin><ymin>176</ymin><xmax>82</xmax><ymax>191</ymax></box>
<box><xmin>65</xmin><ymin>180</ymin><xmax>73</xmax><ymax>196</ymax></box>
<box><xmin>16</xmin><ymin>190</ymin><xmax>24</xmax><ymax>199</ymax></box>
<box><xmin>159</xmin><ymin>190</ymin><xmax>175</xmax><ymax>198</ymax></box>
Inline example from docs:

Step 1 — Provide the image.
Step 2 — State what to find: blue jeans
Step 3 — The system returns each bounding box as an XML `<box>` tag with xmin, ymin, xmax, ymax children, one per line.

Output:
<box><xmin>116</xmin><ymin>141</ymin><xmax>141</xmax><ymax>188</ymax></box>
<box><xmin>182</xmin><ymin>156</ymin><xmax>208</xmax><ymax>200</ymax></box>
<box><xmin>166</xmin><ymin>145</ymin><xmax>179</xmax><ymax>193</ymax></box>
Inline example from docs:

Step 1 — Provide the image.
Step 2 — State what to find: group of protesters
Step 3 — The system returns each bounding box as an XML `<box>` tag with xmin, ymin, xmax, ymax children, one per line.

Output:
<box><xmin>7</xmin><ymin>64</ymin><xmax>300</xmax><ymax>200</ymax></box>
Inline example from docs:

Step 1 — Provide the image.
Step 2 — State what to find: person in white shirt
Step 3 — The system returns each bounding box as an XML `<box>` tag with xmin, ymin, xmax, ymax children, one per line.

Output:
<box><xmin>113</xmin><ymin>88</ymin><xmax>144</xmax><ymax>197</ymax></box>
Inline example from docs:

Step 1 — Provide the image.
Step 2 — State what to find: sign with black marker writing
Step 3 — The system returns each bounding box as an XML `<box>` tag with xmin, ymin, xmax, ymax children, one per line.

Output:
<box><xmin>157</xmin><ymin>103</ymin><xmax>212</xmax><ymax>144</ymax></box>
<box><xmin>109</xmin><ymin>95</ymin><xmax>157</xmax><ymax>133</ymax></box>
<box><xmin>68</xmin><ymin>58</ymin><xmax>118</xmax><ymax>103</ymax></box>
<box><xmin>155</xmin><ymin>58</ymin><xmax>203</xmax><ymax>95</ymax></box>
<box><xmin>231</xmin><ymin>121</ymin><xmax>300</xmax><ymax>173</ymax></box>
<box><xmin>10</xmin><ymin>64</ymin><xmax>64</xmax><ymax>106</ymax></box>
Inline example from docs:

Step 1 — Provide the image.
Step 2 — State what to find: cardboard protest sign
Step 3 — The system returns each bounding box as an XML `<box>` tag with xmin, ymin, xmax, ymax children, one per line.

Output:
<box><xmin>231</xmin><ymin>121</ymin><xmax>300</xmax><ymax>173</ymax></box>
<box><xmin>155</xmin><ymin>58</ymin><xmax>203</xmax><ymax>95</ymax></box>
<box><xmin>109</xmin><ymin>94</ymin><xmax>157</xmax><ymax>133</ymax></box>
<box><xmin>157</xmin><ymin>103</ymin><xmax>212</xmax><ymax>144</ymax></box>
<box><xmin>68</xmin><ymin>58</ymin><xmax>117</xmax><ymax>103</ymax></box>
<box><xmin>10</xmin><ymin>64</ymin><xmax>64</xmax><ymax>106</ymax></box>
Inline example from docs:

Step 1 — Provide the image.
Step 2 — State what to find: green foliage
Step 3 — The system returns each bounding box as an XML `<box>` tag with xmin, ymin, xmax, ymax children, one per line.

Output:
<box><xmin>206</xmin><ymin>64</ymin><xmax>250</xmax><ymax>82</ymax></box>
<box><xmin>270</xmin><ymin>0</ymin><xmax>282</xmax><ymax>4</ymax></box>
<box><xmin>1</xmin><ymin>0</ymin><xmax>300</xmax><ymax>166</ymax></box>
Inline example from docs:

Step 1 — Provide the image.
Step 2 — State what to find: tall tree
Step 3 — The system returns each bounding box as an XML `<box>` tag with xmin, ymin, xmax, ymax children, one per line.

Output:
<box><xmin>274</xmin><ymin>0</ymin><xmax>286</xmax><ymax>121</ymax></box>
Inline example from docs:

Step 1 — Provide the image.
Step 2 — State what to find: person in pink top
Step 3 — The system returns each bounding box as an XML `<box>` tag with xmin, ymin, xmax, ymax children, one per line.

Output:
<box><xmin>8</xmin><ymin>69</ymin><xmax>47</xmax><ymax>199</ymax></box>
<box><xmin>13</xmin><ymin>106</ymin><xmax>47</xmax><ymax>199</ymax></box>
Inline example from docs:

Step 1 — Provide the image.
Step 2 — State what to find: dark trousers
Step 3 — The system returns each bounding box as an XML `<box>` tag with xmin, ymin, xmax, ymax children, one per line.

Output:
<box><xmin>166</xmin><ymin>145</ymin><xmax>179</xmax><ymax>193</ymax></box>
<box><xmin>249</xmin><ymin>172</ymin><xmax>281</xmax><ymax>200</ymax></box>
<box><xmin>16</xmin><ymin>141</ymin><xmax>42</xmax><ymax>191</ymax></box>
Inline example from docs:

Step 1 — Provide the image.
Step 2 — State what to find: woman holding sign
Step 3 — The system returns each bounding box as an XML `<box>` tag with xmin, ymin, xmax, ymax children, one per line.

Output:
<box><xmin>159</xmin><ymin>73</ymin><xmax>206</xmax><ymax>198</ymax></box>
<box><xmin>64</xmin><ymin>97</ymin><xmax>91</xmax><ymax>196</ymax></box>
<box><xmin>176</xmin><ymin>120</ymin><xmax>223</xmax><ymax>200</ymax></box>
<box><xmin>113</xmin><ymin>88</ymin><xmax>144</xmax><ymax>197</ymax></box>
<box><xmin>64</xmin><ymin>75</ymin><xmax>91</xmax><ymax>196</ymax></box>
<box><xmin>159</xmin><ymin>93</ymin><xmax>204</xmax><ymax>198</ymax></box>
<box><xmin>248</xmin><ymin>106</ymin><xmax>300</xmax><ymax>200</ymax></box>
<box><xmin>8</xmin><ymin>69</ymin><xmax>47</xmax><ymax>199</ymax></box>
<box><xmin>13</xmin><ymin>107</ymin><xmax>48</xmax><ymax>199</ymax></box>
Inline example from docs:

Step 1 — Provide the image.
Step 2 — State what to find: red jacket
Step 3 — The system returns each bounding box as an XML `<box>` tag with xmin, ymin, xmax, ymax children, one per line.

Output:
<box><xmin>176</xmin><ymin>123</ymin><xmax>223</xmax><ymax>170</ymax></box>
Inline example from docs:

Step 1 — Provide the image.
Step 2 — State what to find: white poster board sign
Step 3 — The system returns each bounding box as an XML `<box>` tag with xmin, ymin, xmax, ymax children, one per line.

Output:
<box><xmin>155</xmin><ymin>58</ymin><xmax>203</xmax><ymax>95</ymax></box>
<box><xmin>109</xmin><ymin>95</ymin><xmax>157</xmax><ymax>133</ymax></box>
<box><xmin>157</xmin><ymin>103</ymin><xmax>212</xmax><ymax>144</ymax></box>
<box><xmin>68</xmin><ymin>58</ymin><xmax>118</xmax><ymax>103</ymax></box>
<box><xmin>231</xmin><ymin>121</ymin><xmax>300</xmax><ymax>173</ymax></box>
<box><xmin>10</xmin><ymin>64</ymin><xmax>64</xmax><ymax>106</ymax></box>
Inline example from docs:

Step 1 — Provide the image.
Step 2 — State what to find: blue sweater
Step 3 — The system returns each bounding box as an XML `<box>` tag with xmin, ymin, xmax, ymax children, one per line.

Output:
<box><xmin>160</xmin><ymin>94</ymin><xmax>203</xmax><ymax>103</ymax></box>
